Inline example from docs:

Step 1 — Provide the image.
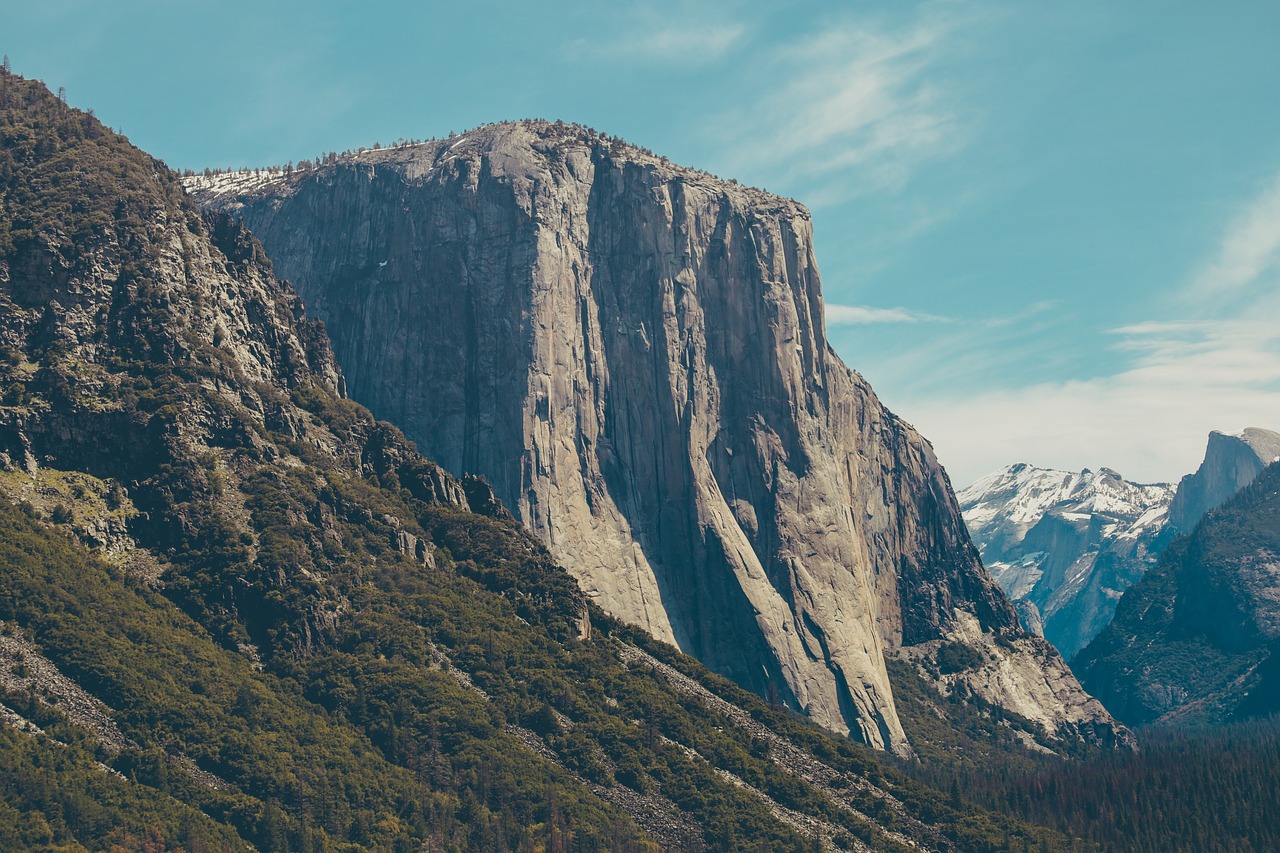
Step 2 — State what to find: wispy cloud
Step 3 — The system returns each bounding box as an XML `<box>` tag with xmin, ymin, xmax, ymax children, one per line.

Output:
<box><xmin>901</xmin><ymin>311</ymin><xmax>1280</xmax><ymax>488</ymax></box>
<box><xmin>825</xmin><ymin>303</ymin><xmax>948</xmax><ymax>325</ymax></box>
<box><xmin>1189</xmin><ymin>169</ymin><xmax>1280</xmax><ymax>300</ymax></box>
<box><xmin>711</xmin><ymin>7</ymin><xmax>970</xmax><ymax>202</ymax></box>
<box><xmin>834</xmin><ymin>299</ymin><xmax>1061</xmax><ymax>394</ymax></box>
<box><xmin>888</xmin><ymin>173</ymin><xmax>1280</xmax><ymax>487</ymax></box>
<box><xmin>564</xmin><ymin>6</ymin><xmax>746</xmax><ymax>66</ymax></box>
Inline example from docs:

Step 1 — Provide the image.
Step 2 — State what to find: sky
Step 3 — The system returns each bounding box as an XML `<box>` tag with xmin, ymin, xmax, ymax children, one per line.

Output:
<box><xmin>5</xmin><ymin>0</ymin><xmax>1280</xmax><ymax>486</ymax></box>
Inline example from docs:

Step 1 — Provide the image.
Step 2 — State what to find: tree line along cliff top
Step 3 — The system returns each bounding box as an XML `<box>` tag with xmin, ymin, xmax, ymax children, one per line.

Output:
<box><xmin>181</xmin><ymin>118</ymin><xmax>810</xmax><ymax>220</ymax></box>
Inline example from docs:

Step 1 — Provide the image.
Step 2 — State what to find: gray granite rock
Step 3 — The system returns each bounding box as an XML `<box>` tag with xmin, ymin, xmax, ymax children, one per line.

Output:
<box><xmin>1168</xmin><ymin>428</ymin><xmax>1280</xmax><ymax>533</ymax></box>
<box><xmin>189</xmin><ymin>121</ymin><xmax>1122</xmax><ymax>753</ymax></box>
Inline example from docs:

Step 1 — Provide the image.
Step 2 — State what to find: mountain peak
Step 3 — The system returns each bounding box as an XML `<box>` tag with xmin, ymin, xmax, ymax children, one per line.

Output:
<box><xmin>1168</xmin><ymin>426</ymin><xmax>1280</xmax><ymax>532</ymax></box>
<box><xmin>193</xmin><ymin>123</ymin><xmax>1123</xmax><ymax>755</ymax></box>
<box><xmin>959</xmin><ymin>463</ymin><xmax>1174</xmax><ymax>657</ymax></box>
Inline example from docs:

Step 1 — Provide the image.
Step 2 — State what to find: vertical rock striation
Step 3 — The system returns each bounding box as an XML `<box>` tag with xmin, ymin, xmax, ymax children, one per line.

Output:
<box><xmin>189</xmin><ymin>121</ymin><xmax>1120</xmax><ymax>753</ymax></box>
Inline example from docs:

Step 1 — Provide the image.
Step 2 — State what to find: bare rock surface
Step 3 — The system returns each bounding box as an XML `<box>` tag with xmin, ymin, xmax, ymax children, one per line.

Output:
<box><xmin>189</xmin><ymin>120</ymin><xmax>1119</xmax><ymax>754</ymax></box>
<box><xmin>0</xmin><ymin>620</ymin><xmax>237</xmax><ymax>790</ymax></box>
<box><xmin>1168</xmin><ymin>428</ymin><xmax>1280</xmax><ymax>533</ymax></box>
<box><xmin>897</xmin><ymin>613</ymin><xmax>1134</xmax><ymax>750</ymax></box>
<box><xmin>0</xmin><ymin>620</ymin><xmax>131</xmax><ymax>752</ymax></box>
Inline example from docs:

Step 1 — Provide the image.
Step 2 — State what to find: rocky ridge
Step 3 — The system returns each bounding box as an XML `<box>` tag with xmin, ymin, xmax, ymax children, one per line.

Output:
<box><xmin>958</xmin><ymin>464</ymin><xmax>1174</xmax><ymax>658</ymax></box>
<box><xmin>188</xmin><ymin>119</ymin><xmax>1122</xmax><ymax>755</ymax></box>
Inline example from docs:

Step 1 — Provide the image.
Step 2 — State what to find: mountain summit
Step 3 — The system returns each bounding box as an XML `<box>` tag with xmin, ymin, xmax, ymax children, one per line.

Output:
<box><xmin>189</xmin><ymin>120</ymin><xmax>1121</xmax><ymax>755</ymax></box>
<box><xmin>960</xmin><ymin>428</ymin><xmax>1280</xmax><ymax>660</ymax></box>
<box><xmin>958</xmin><ymin>464</ymin><xmax>1174</xmax><ymax>657</ymax></box>
<box><xmin>3</xmin><ymin>69</ymin><xmax>1092</xmax><ymax>851</ymax></box>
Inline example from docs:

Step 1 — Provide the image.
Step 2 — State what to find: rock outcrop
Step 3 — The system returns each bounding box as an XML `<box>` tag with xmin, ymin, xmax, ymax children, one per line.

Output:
<box><xmin>1075</xmin><ymin>462</ymin><xmax>1280</xmax><ymax>726</ymax></box>
<box><xmin>189</xmin><ymin>121</ymin><xmax>1122</xmax><ymax>753</ymax></box>
<box><xmin>1167</xmin><ymin>428</ymin><xmax>1280</xmax><ymax>533</ymax></box>
<box><xmin>959</xmin><ymin>465</ymin><xmax>1174</xmax><ymax>658</ymax></box>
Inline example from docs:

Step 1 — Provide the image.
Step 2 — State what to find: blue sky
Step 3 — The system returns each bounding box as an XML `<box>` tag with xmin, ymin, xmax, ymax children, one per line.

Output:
<box><xmin>6</xmin><ymin>0</ymin><xmax>1280</xmax><ymax>485</ymax></box>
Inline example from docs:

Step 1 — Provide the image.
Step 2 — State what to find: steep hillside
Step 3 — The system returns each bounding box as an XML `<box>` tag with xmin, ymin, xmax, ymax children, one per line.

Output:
<box><xmin>188</xmin><ymin>122</ymin><xmax>1121</xmax><ymax>757</ymax></box>
<box><xmin>959</xmin><ymin>465</ymin><xmax>1173</xmax><ymax>657</ymax></box>
<box><xmin>0</xmin><ymin>70</ymin><xmax>1076</xmax><ymax>851</ymax></box>
<box><xmin>1074</xmin><ymin>462</ymin><xmax>1280</xmax><ymax>726</ymax></box>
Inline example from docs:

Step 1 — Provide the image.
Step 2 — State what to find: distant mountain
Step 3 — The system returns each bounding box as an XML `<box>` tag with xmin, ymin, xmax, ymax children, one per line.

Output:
<box><xmin>958</xmin><ymin>465</ymin><xmax>1174</xmax><ymax>658</ymax></box>
<box><xmin>187</xmin><ymin>120</ymin><xmax>1122</xmax><ymax>757</ymax></box>
<box><xmin>1167</xmin><ymin>428</ymin><xmax>1280</xmax><ymax>533</ymax></box>
<box><xmin>1074</xmin><ymin>462</ymin><xmax>1280</xmax><ymax>727</ymax></box>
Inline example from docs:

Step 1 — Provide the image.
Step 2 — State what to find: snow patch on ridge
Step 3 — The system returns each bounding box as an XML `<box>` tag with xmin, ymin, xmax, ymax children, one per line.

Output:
<box><xmin>958</xmin><ymin>464</ymin><xmax>1175</xmax><ymax>657</ymax></box>
<box><xmin>184</xmin><ymin>168</ymin><xmax>288</xmax><ymax>198</ymax></box>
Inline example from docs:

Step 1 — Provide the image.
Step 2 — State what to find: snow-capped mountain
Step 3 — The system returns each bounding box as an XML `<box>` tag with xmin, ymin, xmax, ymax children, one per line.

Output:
<box><xmin>959</xmin><ymin>465</ymin><xmax>1175</xmax><ymax>659</ymax></box>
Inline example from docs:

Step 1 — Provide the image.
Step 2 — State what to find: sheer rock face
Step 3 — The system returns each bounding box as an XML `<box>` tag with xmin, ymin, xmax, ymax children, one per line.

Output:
<box><xmin>189</xmin><ymin>121</ymin><xmax>1120</xmax><ymax>753</ymax></box>
<box><xmin>1168</xmin><ymin>428</ymin><xmax>1280</xmax><ymax>534</ymax></box>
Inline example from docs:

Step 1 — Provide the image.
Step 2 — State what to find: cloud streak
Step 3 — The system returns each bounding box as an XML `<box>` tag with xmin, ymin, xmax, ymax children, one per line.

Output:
<box><xmin>891</xmin><ymin>171</ymin><xmax>1280</xmax><ymax>488</ymax></box>
<box><xmin>1190</xmin><ymin>169</ymin><xmax>1280</xmax><ymax>300</ymax></box>
<box><xmin>711</xmin><ymin>8</ymin><xmax>968</xmax><ymax>202</ymax></box>
<box><xmin>825</xmin><ymin>303</ymin><xmax>948</xmax><ymax>325</ymax></box>
<box><xmin>564</xmin><ymin>6</ymin><xmax>746</xmax><ymax>66</ymax></box>
<box><xmin>901</xmin><ymin>313</ymin><xmax>1280</xmax><ymax>488</ymax></box>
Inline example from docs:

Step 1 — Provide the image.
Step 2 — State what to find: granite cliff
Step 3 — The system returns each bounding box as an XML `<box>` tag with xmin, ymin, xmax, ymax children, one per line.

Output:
<box><xmin>1167</xmin><ymin>428</ymin><xmax>1280</xmax><ymax>534</ymax></box>
<box><xmin>189</xmin><ymin>121</ymin><xmax>1122</xmax><ymax>754</ymax></box>
<box><xmin>959</xmin><ymin>465</ymin><xmax>1174</xmax><ymax>658</ymax></box>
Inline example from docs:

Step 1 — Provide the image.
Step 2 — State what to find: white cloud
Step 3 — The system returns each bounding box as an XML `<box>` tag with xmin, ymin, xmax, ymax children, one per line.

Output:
<box><xmin>888</xmin><ymin>171</ymin><xmax>1280</xmax><ymax>488</ymax></box>
<box><xmin>630</xmin><ymin>23</ymin><xmax>745</xmax><ymax>60</ymax></box>
<box><xmin>1190</xmin><ymin>170</ymin><xmax>1280</xmax><ymax>300</ymax></box>
<box><xmin>897</xmin><ymin>310</ymin><xmax>1280</xmax><ymax>488</ymax></box>
<box><xmin>711</xmin><ymin>8</ymin><xmax>969</xmax><ymax>201</ymax></box>
<box><xmin>825</xmin><ymin>303</ymin><xmax>948</xmax><ymax>325</ymax></box>
<box><xmin>564</xmin><ymin>7</ymin><xmax>745</xmax><ymax>65</ymax></box>
<box><xmin>834</xmin><ymin>299</ymin><xmax>1060</xmax><ymax>394</ymax></box>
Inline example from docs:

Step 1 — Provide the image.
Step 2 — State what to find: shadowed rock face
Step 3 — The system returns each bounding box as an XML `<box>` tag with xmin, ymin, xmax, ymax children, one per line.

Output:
<box><xmin>189</xmin><ymin>120</ymin><xmax>1120</xmax><ymax>753</ymax></box>
<box><xmin>1168</xmin><ymin>428</ymin><xmax>1280</xmax><ymax>534</ymax></box>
